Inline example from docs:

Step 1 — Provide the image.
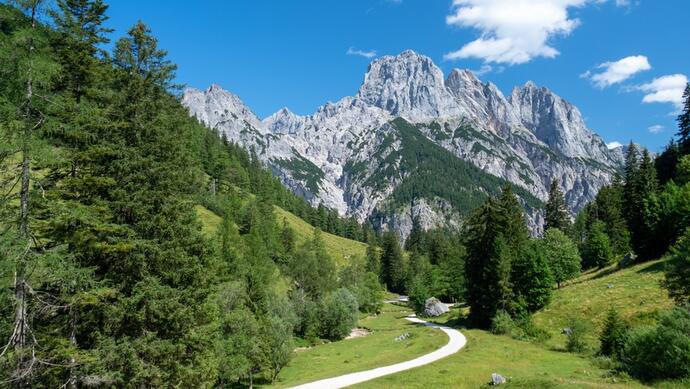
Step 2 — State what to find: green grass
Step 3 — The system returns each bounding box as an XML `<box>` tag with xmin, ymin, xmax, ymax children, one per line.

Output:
<box><xmin>193</xmin><ymin>204</ymin><xmax>223</xmax><ymax>237</ymax></box>
<box><xmin>352</xmin><ymin>322</ymin><xmax>647</xmax><ymax>388</ymax></box>
<box><xmin>352</xmin><ymin>260</ymin><xmax>674</xmax><ymax>388</ymax></box>
<box><xmin>274</xmin><ymin>206</ymin><xmax>367</xmax><ymax>267</ymax></box>
<box><xmin>264</xmin><ymin>303</ymin><xmax>448</xmax><ymax>388</ymax></box>
<box><xmin>532</xmin><ymin>259</ymin><xmax>673</xmax><ymax>351</ymax></box>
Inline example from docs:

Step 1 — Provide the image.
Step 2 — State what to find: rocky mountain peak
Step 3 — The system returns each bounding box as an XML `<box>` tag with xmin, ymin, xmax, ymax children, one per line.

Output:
<box><xmin>356</xmin><ymin>50</ymin><xmax>460</xmax><ymax>122</ymax></box>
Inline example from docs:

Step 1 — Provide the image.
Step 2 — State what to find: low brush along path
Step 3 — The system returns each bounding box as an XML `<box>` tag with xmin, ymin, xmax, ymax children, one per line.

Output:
<box><xmin>287</xmin><ymin>315</ymin><xmax>467</xmax><ymax>389</ymax></box>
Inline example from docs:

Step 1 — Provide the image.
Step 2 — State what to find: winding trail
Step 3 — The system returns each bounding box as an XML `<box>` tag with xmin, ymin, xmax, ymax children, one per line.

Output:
<box><xmin>287</xmin><ymin>315</ymin><xmax>467</xmax><ymax>389</ymax></box>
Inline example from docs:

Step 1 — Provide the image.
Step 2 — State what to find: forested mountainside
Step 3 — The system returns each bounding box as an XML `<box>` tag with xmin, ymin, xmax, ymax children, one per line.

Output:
<box><xmin>184</xmin><ymin>50</ymin><xmax>624</xmax><ymax>238</ymax></box>
<box><xmin>0</xmin><ymin>2</ymin><xmax>380</xmax><ymax>387</ymax></box>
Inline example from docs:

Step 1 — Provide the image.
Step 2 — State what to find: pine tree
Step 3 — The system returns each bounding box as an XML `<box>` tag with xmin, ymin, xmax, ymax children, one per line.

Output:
<box><xmin>380</xmin><ymin>231</ymin><xmax>406</xmax><ymax>294</ymax></box>
<box><xmin>545</xmin><ymin>180</ymin><xmax>571</xmax><ymax>232</ymax></box>
<box><xmin>50</xmin><ymin>0</ymin><xmax>111</xmax><ymax>102</ymax></box>
<box><xmin>677</xmin><ymin>83</ymin><xmax>690</xmax><ymax>153</ymax></box>
<box><xmin>497</xmin><ymin>184</ymin><xmax>529</xmax><ymax>250</ymax></box>
<box><xmin>599</xmin><ymin>308</ymin><xmax>629</xmax><ymax>360</ymax></box>
<box><xmin>464</xmin><ymin>198</ymin><xmax>513</xmax><ymax>327</ymax></box>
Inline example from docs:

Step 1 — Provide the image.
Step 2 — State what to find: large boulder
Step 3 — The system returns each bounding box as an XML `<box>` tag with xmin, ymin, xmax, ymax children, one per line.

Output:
<box><xmin>423</xmin><ymin>297</ymin><xmax>449</xmax><ymax>317</ymax></box>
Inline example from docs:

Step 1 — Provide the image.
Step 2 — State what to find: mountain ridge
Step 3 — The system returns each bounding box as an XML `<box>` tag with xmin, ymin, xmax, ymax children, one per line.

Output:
<box><xmin>182</xmin><ymin>50</ymin><xmax>623</xmax><ymax>238</ymax></box>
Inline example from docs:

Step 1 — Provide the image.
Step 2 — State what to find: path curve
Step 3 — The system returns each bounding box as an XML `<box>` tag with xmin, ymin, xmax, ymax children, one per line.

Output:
<box><xmin>288</xmin><ymin>315</ymin><xmax>466</xmax><ymax>389</ymax></box>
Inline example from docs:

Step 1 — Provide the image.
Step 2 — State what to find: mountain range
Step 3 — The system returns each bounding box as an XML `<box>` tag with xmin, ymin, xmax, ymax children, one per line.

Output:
<box><xmin>182</xmin><ymin>50</ymin><xmax>623</xmax><ymax>238</ymax></box>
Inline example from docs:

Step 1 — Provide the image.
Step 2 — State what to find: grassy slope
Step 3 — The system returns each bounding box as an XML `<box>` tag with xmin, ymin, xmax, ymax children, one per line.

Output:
<box><xmin>265</xmin><ymin>303</ymin><xmax>447</xmax><ymax>388</ymax></box>
<box><xmin>353</xmin><ymin>260</ymin><xmax>674</xmax><ymax>388</ymax></box>
<box><xmin>193</xmin><ymin>204</ymin><xmax>367</xmax><ymax>267</ymax></box>
<box><xmin>533</xmin><ymin>259</ymin><xmax>673</xmax><ymax>351</ymax></box>
<box><xmin>273</xmin><ymin>206</ymin><xmax>368</xmax><ymax>267</ymax></box>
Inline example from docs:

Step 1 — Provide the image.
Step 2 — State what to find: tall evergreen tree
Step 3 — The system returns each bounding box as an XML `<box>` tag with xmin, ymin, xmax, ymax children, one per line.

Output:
<box><xmin>464</xmin><ymin>198</ymin><xmax>513</xmax><ymax>327</ymax></box>
<box><xmin>50</xmin><ymin>0</ymin><xmax>111</xmax><ymax>102</ymax></box>
<box><xmin>380</xmin><ymin>231</ymin><xmax>406</xmax><ymax>294</ymax></box>
<box><xmin>544</xmin><ymin>180</ymin><xmax>571</xmax><ymax>232</ymax></box>
<box><xmin>677</xmin><ymin>83</ymin><xmax>690</xmax><ymax>153</ymax></box>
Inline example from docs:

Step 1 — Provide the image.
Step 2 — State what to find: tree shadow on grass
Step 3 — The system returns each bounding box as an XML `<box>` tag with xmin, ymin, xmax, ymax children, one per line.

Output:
<box><xmin>635</xmin><ymin>260</ymin><xmax>666</xmax><ymax>274</ymax></box>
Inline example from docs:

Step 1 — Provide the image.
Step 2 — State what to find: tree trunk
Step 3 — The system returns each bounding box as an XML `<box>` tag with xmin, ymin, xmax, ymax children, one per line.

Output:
<box><xmin>12</xmin><ymin>3</ymin><xmax>39</xmax><ymax>387</ymax></box>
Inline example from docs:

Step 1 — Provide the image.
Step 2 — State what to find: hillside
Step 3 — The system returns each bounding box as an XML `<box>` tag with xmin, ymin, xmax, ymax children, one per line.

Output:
<box><xmin>533</xmin><ymin>259</ymin><xmax>674</xmax><ymax>350</ymax></box>
<box><xmin>195</xmin><ymin>204</ymin><xmax>367</xmax><ymax>267</ymax></box>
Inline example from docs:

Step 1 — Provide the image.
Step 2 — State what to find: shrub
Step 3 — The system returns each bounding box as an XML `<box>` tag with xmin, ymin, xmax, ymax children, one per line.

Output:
<box><xmin>621</xmin><ymin>306</ymin><xmax>690</xmax><ymax>381</ymax></box>
<box><xmin>663</xmin><ymin>229</ymin><xmax>690</xmax><ymax>305</ymax></box>
<box><xmin>565</xmin><ymin>317</ymin><xmax>589</xmax><ymax>353</ymax></box>
<box><xmin>318</xmin><ymin>288</ymin><xmax>359</xmax><ymax>341</ymax></box>
<box><xmin>599</xmin><ymin>308</ymin><xmax>629</xmax><ymax>360</ymax></box>
<box><xmin>491</xmin><ymin>310</ymin><xmax>515</xmax><ymax>335</ymax></box>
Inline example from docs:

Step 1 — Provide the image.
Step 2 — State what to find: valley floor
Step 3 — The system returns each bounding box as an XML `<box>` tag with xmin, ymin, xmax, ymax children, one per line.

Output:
<box><xmin>268</xmin><ymin>259</ymin><xmax>686</xmax><ymax>388</ymax></box>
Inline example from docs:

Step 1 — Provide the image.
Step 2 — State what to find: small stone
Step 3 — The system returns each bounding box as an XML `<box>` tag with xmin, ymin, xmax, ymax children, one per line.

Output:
<box><xmin>606</xmin><ymin>283</ymin><xmax>614</xmax><ymax>289</ymax></box>
<box><xmin>491</xmin><ymin>373</ymin><xmax>507</xmax><ymax>385</ymax></box>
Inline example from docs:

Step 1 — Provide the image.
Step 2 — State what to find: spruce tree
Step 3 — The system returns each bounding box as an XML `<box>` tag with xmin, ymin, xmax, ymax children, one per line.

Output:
<box><xmin>545</xmin><ymin>180</ymin><xmax>571</xmax><ymax>232</ymax></box>
<box><xmin>380</xmin><ymin>231</ymin><xmax>406</xmax><ymax>294</ymax></box>
<box><xmin>50</xmin><ymin>0</ymin><xmax>111</xmax><ymax>102</ymax></box>
<box><xmin>677</xmin><ymin>83</ymin><xmax>690</xmax><ymax>153</ymax></box>
<box><xmin>464</xmin><ymin>198</ymin><xmax>513</xmax><ymax>327</ymax></box>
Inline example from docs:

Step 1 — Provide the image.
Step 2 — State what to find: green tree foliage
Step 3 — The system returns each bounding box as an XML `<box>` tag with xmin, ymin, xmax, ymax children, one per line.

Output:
<box><xmin>0</xmin><ymin>3</ymin><xmax>377</xmax><ymax>386</ymax></box>
<box><xmin>380</xmin><ymin>231</ymin><xmax>406</xmax><ymax>294</ymax></box>
<box><xmin>621</xmin><ymin>306</ymin><xmax>690</xmax><ymax>381</ymax></box>
<box><xmin>544</xmin><ymin>180</ymin><xmax>571</xmax><ymax>232</ymax></box>
<box><xmin>339</xmin><ymin>256</ymin><xmax>384</xmax><ymax>314</ymax></box>
<box><xmin>464</xmin><ymin>197</ymin><xmax>514</xmax><ymax>327</ymax></box>
<box><xmin>406</xmin><ymin>252</ymin><xmax>447</xmax><ymax>314</ymax></box>
<box><xmin>318</xmin><ymin>288</ymin><xmax>359</xmax><ymax>341</ymax></box>
<box><xmin>542</xmin><ymin>228</ymin><xmax>581</xmax><ymax>288</ymax></box>
<box><xmin>663</xmin><ymin>229</ymin><xmax>690</xmax><ymax>305</ymax></box>
<box><xmin>582</xmin><ymin>221</ymin><xmax>613</xmax><ymax>269</ymax></box>
<box><xmin>599</xmin><ymin>308</ymin><xmax>629</xmax><ymax>360</ymax></box>
<box><xmin>624</xmin><ymin>147</ymin><xmax>660</xmax><ymax>260</ymax></box>
<box><xmin>678</xmin><ymin>83</ymin><xmax>690</xmax><ymax>153</ymax></box>
<box><xmin>565</xmin><ymin>317</ymin><xmax>589</xmax><ymax>353</ymax></box>
<box><xmin>289</xmin><ymin>229</ymin><xmax>336</xmax><ymax>299</ymax></box>
<box><xmin>511</xmin><ymin>240</ymin><xmax>554</xmax><ymax>314</ymax></box>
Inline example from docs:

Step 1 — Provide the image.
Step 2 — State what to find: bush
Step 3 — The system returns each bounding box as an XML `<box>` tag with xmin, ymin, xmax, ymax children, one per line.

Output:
<box><xmin>621</xmin><ymin>306</ymin><xmax>690</xmax><ymax>381</ymax></box>
<box><xmin>599</xmin><ymin>308</ymin><xmax>629</xmax><ymax>360</ymax></box>
<box><xmin>491</xmin><ymin>310</ymin><xmax>515</xmax><ymax>335</ymax></box>
<box><xmin>318</xmin><ymin>288</ymin><xmax>359</xmax><ymax>341</ymax></box>
<box><xmin>565</xmin><ymin>317</ymin><xmax>589</xmax><ymax>353</ymax></box>
<box><xmin>663</xmin><ymin>229</ymin><xmax>690</xmax><ymax>305</ymax></box>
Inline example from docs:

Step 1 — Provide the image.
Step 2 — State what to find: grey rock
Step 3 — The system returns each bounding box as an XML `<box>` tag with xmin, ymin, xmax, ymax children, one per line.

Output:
<box><xmin>424</xmin><ymin>297</ymin><xmax>449</xmax><ymax>317</ymax></box>
<box><xmin>491</xmin><ymin>373</ymin><xmax>507</xmax><ymax>385</ymax></box>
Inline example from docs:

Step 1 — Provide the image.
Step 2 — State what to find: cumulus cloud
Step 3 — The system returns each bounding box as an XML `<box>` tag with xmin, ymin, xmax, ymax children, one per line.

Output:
<box><xmin>648</xmin><ymin>124</ymin><xmax>665</xmax><ymax>134</ymax></box>
<box><xmin>607</xmin><ymin>141</ymin><xmax>623</xmax><ymax>149</ymax></box>
<box><xmin>638</xmin><ymin>74</ymin><xmax>688</xmax><ymax>110</ymax></box>
<box><xmin>444</xmin><ymin>0</ymin><xmax>625</xmax><ymax>65</ymax></box>
<box><xmin>347</xmin><ymin>47</ymin><xmax>376</xmax><ymax>59</ymax></box>
<box><xmin>584</xmin><ymin>55</ymin><xmax>651</xmax><ymax>88</ymax></box>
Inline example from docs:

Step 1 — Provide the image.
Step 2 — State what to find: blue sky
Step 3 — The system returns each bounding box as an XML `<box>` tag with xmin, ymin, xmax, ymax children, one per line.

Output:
<box><xmin>102</xmin><ymin>0</ymin><xmax>689</xmax><ymax>151</ymax></box>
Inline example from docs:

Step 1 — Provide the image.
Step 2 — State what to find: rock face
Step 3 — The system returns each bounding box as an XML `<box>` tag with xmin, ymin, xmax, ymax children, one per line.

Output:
<box><xmin>423</xmin><ymin>297</ymin><xmax>449</xmax><ymax>317</ymax></box>
<box><xmin>182</xmin><ymin>50</ymin><xmax>622</xmax><ymax>239</ymax></box>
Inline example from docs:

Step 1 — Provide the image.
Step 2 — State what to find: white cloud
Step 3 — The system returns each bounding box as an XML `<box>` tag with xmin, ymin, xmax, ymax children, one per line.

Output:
<box><xmin>648</xmin><ymin>124</ymin><xmax>665</xmax><ymax>134</ymax></box>
<box><xmin>584</xmin><ymin>55</ymin><xmax>651</xmax><ymax>88</ymax></box>
<box><xmin>472</xmin><ymin>64</ymin><xmax>493</xmax><ymax>76</ymax></box>
<box><xmin>444</xmin><ymin>0</ymin><xmax>625</xmax><ymax>65</ymax></box>
<box><xmin>607</xmin><ymin>141</ymin><xmax>623</xmax><ymax>149</ymax></box>
<box><xmin>347</xmin><ymin>47</ymin><xmax>376</xmax><ymax>59</ymax></box>
<box><xmin>638</xmin><ymin>74</ymin><xmax>688</xmax><ymax>110</ymax></box>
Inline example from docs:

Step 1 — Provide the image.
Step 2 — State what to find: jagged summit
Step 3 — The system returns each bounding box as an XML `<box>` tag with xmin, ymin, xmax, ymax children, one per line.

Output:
<box><xmin>182</xmin><ymin>50</ymin><xmax>622</xmax><ymax>238</ymax></box>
